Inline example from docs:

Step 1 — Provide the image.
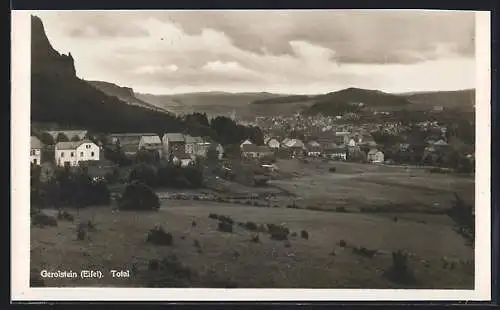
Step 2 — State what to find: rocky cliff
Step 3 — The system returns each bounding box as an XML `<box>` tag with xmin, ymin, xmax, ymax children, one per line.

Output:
<box><xmin>31</xmin><ymin>15</ymin><xmax>76</xmax><ymax>77</ymax></box>
<box><xmin>30</xmin><ymin>14</ymin><xmax>182</xmax><ymax>133</ymax></box>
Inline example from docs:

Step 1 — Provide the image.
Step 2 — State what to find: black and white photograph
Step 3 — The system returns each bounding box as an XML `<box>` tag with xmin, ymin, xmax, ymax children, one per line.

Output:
<box><xmin>11</xmin><ymin>9</ymin><xmax>491</xmax><ymax>301</ymax></box>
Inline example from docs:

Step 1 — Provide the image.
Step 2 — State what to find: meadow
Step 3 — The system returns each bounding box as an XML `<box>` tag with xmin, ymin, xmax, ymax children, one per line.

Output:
<box><xmin>30</xmin><ymin>160</ymin><xmax>475</xmax><ymax>288</ymax></box>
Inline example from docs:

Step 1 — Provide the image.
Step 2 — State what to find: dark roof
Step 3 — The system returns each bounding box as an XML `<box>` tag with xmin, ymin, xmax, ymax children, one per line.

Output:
<box><xmin>31</xmin><ymin>136</ymin><xmax>43</xmax><ymax>149</ymax></box>
<box><xmin>55</xmin><ymin>139</ymin><xmax>95</xmax><ymax>150</ymax></box>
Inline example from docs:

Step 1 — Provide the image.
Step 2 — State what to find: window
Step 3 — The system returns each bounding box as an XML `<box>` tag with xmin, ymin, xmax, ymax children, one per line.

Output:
<box><xmin>80</xmin><ymin>152</ymin><xmax>84</xmax><ymax>157</ymax></box>
<box><xmin>31</xmin><ymin>150</ymin><xmax>36</xmax><ymax>156</ymax></box>
<box><xmin>71</xmin><ymin>152</ymin><xmax>74</xmax><ymax>157</ymax></box>
<box><xmin>91</xmin><ymin>152</ymin><xmax>95</xmax><ymax>157</ymax></box>
<box><xmin>61</xmin><ymin>152</ymin><xmax>64</xmax><ymax>158</ymax></box>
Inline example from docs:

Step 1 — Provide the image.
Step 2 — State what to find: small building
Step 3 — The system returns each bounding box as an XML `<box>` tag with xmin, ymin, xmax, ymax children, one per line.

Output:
<box><xmin>138</xmin><ymin>135</ymin><xmax>163</xmax><ymax>159</ymax></box>
<box><xmin>367</xmin><ymin>149</ymin><xmax>384</xmax><ymax>164</ymax></box>
<box><xmin>31</xmin><ymin>136</ymin><xmax>43</xmax><ymax>166</ymax></box>
<box><xmin>241</xmin><ymin>144</ymin><xmax>273</xmax><ymax>159</ymax></box>
<box><xmin>162</xmin><ymin>133</ymin><xmax>186</xmax><ymax>156</ymax></box>
<box><xmin>215</xmin><ymin>143</ymin><xmax>225</xmax><ymax>160</ymax></box>
<box><xmin>324</xmin><ymin>146</ymin><xmax>347</xmax><ymax>161</ymax></box>
<box><xmin>266</xmin><ymin>138</ymin><xmax>281</xmax><ymax>150</ymax></box>
<box><xmin>306</xmin><ymin>145</ymin><xmax>323</xmax><ymax>157</ymax></box>
<box><xmin>109</xmin><ymin>133</ymin><xmax>157</xmax><ymax>159</ymax></box>
<box><xmin>307</xmin><ymin>140</ymin><xmax>321</xmax><ymax>148</ymax></box>
<box><xmin>170</xmin><ymin>151</ymin><xmax>195</xmax><ymax>167</ymax></box>
<box><xmin>185</xmin><ymin>135</ymin><xmax>205</xmax><ymax>155</ymax></box>
<box><xmin>55</xmin><ymin>139</ymin><xmax>100</xmax><ymax>167</ymax></box>
<box><xmin>240</xmin><ymin>139</ymin><xmax>254</xmax><ymax>150</ymax></box>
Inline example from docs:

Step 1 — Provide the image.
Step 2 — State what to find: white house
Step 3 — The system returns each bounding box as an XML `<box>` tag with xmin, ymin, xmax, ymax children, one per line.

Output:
<box><xmin>240</xmin><ymin>139</ymin><xmax>253</xmax><ymax>149</ymax></box>
<box><xmin>241</xmin><ymin>144</ymin><xmax>273</xmax><ymax>159</ymax></box>
<box><xmin>266</xmin><ymin>138</ymin><xmax>281</xmax><ymax>150</ymax></box>
<box><xmin>55</xmin><ymin>139</ymin><xmax>100</xmax><ymax>167</ymax></box>
<box><xmin>367</xmin><ymin>149</ymin><xmax>384</xmax><ymax>163</ymax></box>
<box><xmin>216</xmin><ymin>144</ymin><xmax>224</xmax><ymax>160</ymax></box>
<box><xmin>324</xmin><ymin>147</ymin><xmax>347</xmax><ymax>161</ymax></box>
<box><xmin>185</xmin><ymin>135</ymin><xmax>205</xmax><ymax>155</ymax></box>
<box><xmin>162</xmin><ymin>133</ymin><xmax>186</xmax><ymax>156</ymax></box>
<box><xmin>31</xmin><ymin>136</ymin><xmax>43</xmax><ymax>166</ymax></box>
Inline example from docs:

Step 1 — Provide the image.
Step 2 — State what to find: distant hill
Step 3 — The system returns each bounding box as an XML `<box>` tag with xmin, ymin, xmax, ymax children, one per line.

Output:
<box><xmin>136</xmin><ymin>91</ymin><xmax>284</xmax><ymax>117</ymax></box>
<box><xmin>401</xmin><ymin>89</ymin><xmax>475</xmax><ymax>112</ymax></box>
<box><xmin>87</xmin><ymin>80</ymin><xmax>171</xmax><ymax>113</ymax></box>
<box><xmin>249</xmin><ymin>87</ymin><xmax>475</xmax><ymax>116</ymax></box>
<box><xmin>31</xmin><ymin>15</ymin><xmax>184</xmax><ymax>134</ymax></box>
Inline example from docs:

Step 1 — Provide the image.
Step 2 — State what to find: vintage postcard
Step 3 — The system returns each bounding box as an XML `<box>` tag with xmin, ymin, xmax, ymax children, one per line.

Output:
<box><xmin>11</xmin><ymin>9</ymin><xmax>491</xmax><ymax>301</ymax></box>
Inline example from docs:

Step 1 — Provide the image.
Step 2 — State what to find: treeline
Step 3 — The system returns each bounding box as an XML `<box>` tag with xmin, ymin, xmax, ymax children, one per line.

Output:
<box><xmin>128</xmin><ymin>163</ymin><xmax>204</xmax><ymax>189</ymax></box>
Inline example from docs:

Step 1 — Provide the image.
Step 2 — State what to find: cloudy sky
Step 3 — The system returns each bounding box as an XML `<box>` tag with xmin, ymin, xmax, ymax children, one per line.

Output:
<box><xmin>36</xmin><ymin>10</ymin><xmax>476</xmax><ymax>94</ymax></box>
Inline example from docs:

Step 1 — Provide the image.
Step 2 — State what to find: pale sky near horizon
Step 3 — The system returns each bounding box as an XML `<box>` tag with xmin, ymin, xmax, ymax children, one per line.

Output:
<box><xmin>35</xmin><ymin>10</ymin><xmax>476</xmax><ymax>95</ymax></box>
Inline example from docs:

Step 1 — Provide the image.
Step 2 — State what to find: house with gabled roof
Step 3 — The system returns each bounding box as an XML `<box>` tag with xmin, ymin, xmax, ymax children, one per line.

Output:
<box><xmin>241</xmin><ymin>144</ymin><xmax>273</xmax><ymax>159</ymax></box>
<box><xmin>31</xmin><ymin>136</ymin><xmax>43</xmax><ymax>166</ymax></box>
<box><xmin>162</xmin><ymin>133</ymin><xmax>186</xmax><ymax>156</ymax></box>
<box><xmin>55</xmin><ymin>139</ymin><xmax>100</xmax><ymax>167</ymax></box>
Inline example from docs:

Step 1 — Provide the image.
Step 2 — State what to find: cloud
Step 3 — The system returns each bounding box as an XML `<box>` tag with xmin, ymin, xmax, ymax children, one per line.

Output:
<box><xmin>35</xmin><ymin>10</ymin><xmax>476</xmax><ymax>94</ymax></box>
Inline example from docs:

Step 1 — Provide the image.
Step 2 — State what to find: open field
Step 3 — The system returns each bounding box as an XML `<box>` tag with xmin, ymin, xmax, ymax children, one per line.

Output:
<box><xmin>31</xmin><ymin>160</ymin><xmax>474</xmax><ymax>288</ymax></box>
<box><xmin>31</xmin><ymin>202</ymin><xmax>473</xmax><ymax>289</ymax></box>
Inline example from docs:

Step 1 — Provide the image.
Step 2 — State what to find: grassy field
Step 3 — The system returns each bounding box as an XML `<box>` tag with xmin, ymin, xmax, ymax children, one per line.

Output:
<box><xmin>31</xmin><ymin>160</ymin><xmax>474</xmax><ymax>289</ymax></box>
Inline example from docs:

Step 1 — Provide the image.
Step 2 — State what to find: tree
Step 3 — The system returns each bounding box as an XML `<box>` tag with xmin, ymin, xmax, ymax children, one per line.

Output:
<box><xmin>70</xmin><ymin>135</ymin><xmax>80</xmax><ymax>142</ymax></box>
<box><xmin>118</xmin><ymin>181</ymin><xmax>160</xmax><ymax>211</ymax></box>
<box><xmin>56</xmin><ymin>133</ymin><xmax>69</xmax><ymax>142</ymax></box>
<box><xmin>40</xmin><ymin>132</ymin><xmax>55</xmax><ymax>145</ymax></box>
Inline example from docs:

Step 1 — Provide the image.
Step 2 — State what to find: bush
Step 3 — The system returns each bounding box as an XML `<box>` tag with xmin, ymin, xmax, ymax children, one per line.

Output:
<box><xmin>267</xmin><ymin>224</ymin><xmax>290</xmax><ymax>241</ymax></box>
<box><xmin>76</xmin><ymin>226</ymin><xmax>86</xmax><ymax>241</ymax></box>
<box><xmin>338</xmin><ymin>239</ymin><xmax>347</xmax><ymax>247</ymax></box>
<box><xmin>193</xmin><ymin>239</ymin><xmax>201</xmax><ymax>248</ymax></box>
<box><xmin>336</xmin><ymin>206</ymin><xmax>347</xmax><ymax>213</ymax></box>
<box><xmin>32</xmin><ymin>212</ymin><xmax>58</xmax><ymax>227</ymax></box>
<box><xmin>191</xmin><ymin>220</ymin><xmax>197</xmax><ymax>227</ymax></box>
<box><xmin>329</xmin><ymin>167</ymin><xmax>337</xmax><ymax>172</ymax></box>
<box><xmin>387</xmin><ymin>250</ymin><xmax>415</xmax><ymax>284</ymax></box>
<box><xmin>119</xmin><ymin>181</ymin><xmax>160</xmax><ymax>211</ymax></box>
<box><xmin>146</xmin><ymin>226</ymin><xmax>173</xmax><ymax>246</ymax></box>
<box><xmin>208</xmin><ymin>213</ymin><xmax>218</xmax><ymax>220</ymax></box>
<box><xmin>218</xmin><ymin>221</ymin><xmax>233</xmax><ymax>233</ymax></box>
<box><xmin>291</xmin><ymin>232</ymin><xmax>298</xmax><ymax>237</ymax></box>
<box><xmin>244</xmin><ymin>221</ymin><xmax>258</xmax><ymax>231</ymax></box>
<box><xmin>300</xmin><ymin>230</ymin><xmax>309</xmax><ymax>240</ymax></box>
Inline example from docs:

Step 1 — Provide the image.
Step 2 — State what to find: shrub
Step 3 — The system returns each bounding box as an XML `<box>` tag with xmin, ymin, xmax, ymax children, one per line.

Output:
<box><xmin>32</xmin><ymin>212</ymin><xmax>58</xmax><ymax>227</ymax></box>
<box><xmin>300</xmin><ymin>230</ymin><xmax>309</xmax><ymax>240</ymax></box>
<box><xmin>329</xmin><ymin>167</ymin><xmax>337</xmax><ymax>172</ymax></box>
<box><xmin>129</xmin><ymin>164</ymin><xmax>157</xmax><ymax>187</ymax></box>
<box><xmin>208</xmin><ymin>213</ymin><xmax>218</xmax><ymax>220</ymax></box>
<box><xmin>338</xmin><ymin>239</ymin><xmax>347</xmax><ymax>247</ymax></box>
<box><xmin>193</xmin><ymin>239</ymin><xmax>201</xmax><ymax>248</ymax></box>
<box><xmin>191</xmin><ymin>220</ymin><xmax>197</xmax><ymax>227</ymax></box>
<box><xmin>118</xmin><ymin>181</ymin><xmax>160</xmax><ymax>211</ymax></box>
<box><xmin>218</xmin><ymin>221</ymin><xmax>233</xmax><ymax>233</ymax></box>
<box><xmin>244</xmin><ymin>221</ymin><xmax>258</xmax><ymax>231</ymax></box>
<box><xmin>393</xmin><ymin>216</ymin><xmax>399</xmax><ymax>222</ymax></box>
<box><xmin>268</xmin><ymin>224</ymin><xmax>290</xmax><ymax>241</ymax></box>
<box><xmin>387</xmin><ymin>250</ymin><xmax>415</xmax><ymax>284</ymax></box>
<box><xmin>146</xmin><ymin>226</ymin><xmax>173</xmax><ymax>246</ymax></box>
<box><xmin>291</xmin><ymin>232</ymin><xmax>298</xmax><ymax>237</ymax></box>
